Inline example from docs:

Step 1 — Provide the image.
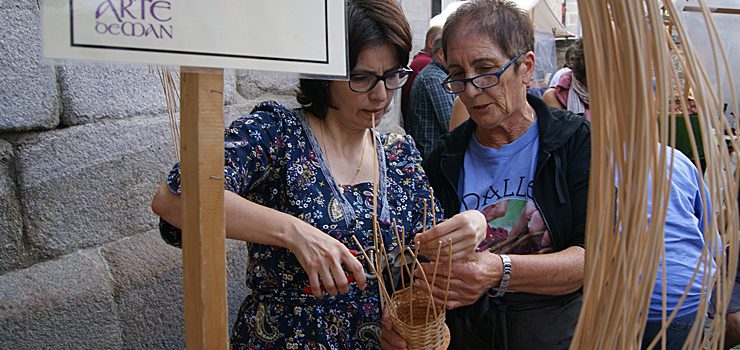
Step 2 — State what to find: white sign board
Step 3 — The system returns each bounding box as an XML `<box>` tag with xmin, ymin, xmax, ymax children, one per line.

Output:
<box><xmin>42</xmin><ymin>0</ymin><xmax>348</xmax><ymax>77</ymax></box>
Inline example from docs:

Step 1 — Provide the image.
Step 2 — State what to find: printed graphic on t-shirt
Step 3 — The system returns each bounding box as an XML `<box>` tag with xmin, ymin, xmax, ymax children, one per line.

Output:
<box><xmin>460</xmin><ymin>176</ymin><xmax>533</xmax><ymax>210</ymax></box>
<box><xmin>477</xmin><ymin>199</ymin><xmax>552</xmax><ymax>254</ymax></box>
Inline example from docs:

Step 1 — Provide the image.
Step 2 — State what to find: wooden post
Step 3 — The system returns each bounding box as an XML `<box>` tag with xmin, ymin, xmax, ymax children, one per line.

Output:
<box><xmin>179</xmin><ymin>67</ymin><xmax>228</xmax><ymax>350</ymax></box>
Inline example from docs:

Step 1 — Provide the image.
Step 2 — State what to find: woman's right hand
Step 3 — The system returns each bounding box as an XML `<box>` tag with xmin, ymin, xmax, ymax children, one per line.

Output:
<box><xmin>285</xmin><ymin>222</ymin><xmax>367</xmax><ymax>298</ymax></box>
<box><xmin>153</xmin><ymin>185</ymin><xmax>367</xmax><ymax>298</ymax></box>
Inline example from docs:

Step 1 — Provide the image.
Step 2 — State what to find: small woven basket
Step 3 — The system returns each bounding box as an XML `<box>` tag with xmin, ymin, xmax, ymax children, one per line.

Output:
<box><xmin>388</xmin><ymin>287</ymin><xmax>449</xmax><ymax>350</ymax></box>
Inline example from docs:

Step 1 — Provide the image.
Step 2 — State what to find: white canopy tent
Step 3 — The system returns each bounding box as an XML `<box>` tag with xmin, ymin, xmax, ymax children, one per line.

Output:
<box><xmin>673</xmin><ymin>0</ymin><xmax>739</xmax><ymax>122</ymax></box>
<box><xmin>430</xmin><ymin>0</ymin><xmax>574</xmax><ymax>38</ymax></box>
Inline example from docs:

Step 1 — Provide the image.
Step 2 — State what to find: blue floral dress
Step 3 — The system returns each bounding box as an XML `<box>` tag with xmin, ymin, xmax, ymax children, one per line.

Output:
<box><xmin>166</xmin><ymin>102</ymin><xmax>441</xmax><ymax>349</ymax></box>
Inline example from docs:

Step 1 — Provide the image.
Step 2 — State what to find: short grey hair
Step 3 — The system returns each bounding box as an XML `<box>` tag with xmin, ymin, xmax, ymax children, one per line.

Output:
<box><xmin>442</xmin><ymin>0</ymin><xmax>534</xmax><ymax>71</ymax></box>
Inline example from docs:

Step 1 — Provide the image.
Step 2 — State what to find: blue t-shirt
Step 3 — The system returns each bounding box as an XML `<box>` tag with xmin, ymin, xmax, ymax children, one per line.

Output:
<box><xmin>647</xmin><ymin>146</ymin><xmax>714</xmax><ymax>320</ymax></box>
<box><xmin>458</xmin><ymin>120</ymin><xmax>552</xmax><ymax>254</ymax></box>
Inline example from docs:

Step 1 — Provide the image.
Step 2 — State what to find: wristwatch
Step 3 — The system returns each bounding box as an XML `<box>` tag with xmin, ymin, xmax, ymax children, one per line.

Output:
<box><xmin>491</xmin><ymin>254</ymin><xmax>511</xmax><ymax>298</ymax></box>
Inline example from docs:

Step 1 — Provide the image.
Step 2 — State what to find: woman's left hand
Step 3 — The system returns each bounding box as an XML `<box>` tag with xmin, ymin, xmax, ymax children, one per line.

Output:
<box><xmin>414</xmin><ymin>210</ymin><xmax>486</xmax><ymax>260</ymax></box>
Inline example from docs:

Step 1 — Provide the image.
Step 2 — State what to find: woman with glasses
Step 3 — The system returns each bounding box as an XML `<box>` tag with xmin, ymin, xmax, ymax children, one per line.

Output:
<box><xmin>151</xmin><ymin>0</ymin><xmax>484</xmax><ymax>349</ymax></box>
<box><xmin>382</xmin><ymin>1</ymin><xmax>590</xmax><ymax>349</ymax></box>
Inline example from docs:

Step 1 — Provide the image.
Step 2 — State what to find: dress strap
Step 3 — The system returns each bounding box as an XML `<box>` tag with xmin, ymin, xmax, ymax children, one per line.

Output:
<box><xmin>373</xmin><ymin>130</ymin><xmax>391</xmax><ymax>223</ymax></box>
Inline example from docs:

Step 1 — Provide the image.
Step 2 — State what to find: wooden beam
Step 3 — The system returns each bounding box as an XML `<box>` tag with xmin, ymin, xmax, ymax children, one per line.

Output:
<box><xmin>683</xmin><ymin>6</ymin><xmax>740</xmax><ymax>15</ymax></box>
<box><xmin>179</xmin><ymin>67</ymin><xmax>228</xmax><ymax>350</ymax></box>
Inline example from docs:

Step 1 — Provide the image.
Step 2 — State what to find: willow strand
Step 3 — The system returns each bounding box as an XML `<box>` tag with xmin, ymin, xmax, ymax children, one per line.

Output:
<box><xmin>154</xmin><ymin>66</ymin><xmax>181</xmax><ymax>161</ymax></box>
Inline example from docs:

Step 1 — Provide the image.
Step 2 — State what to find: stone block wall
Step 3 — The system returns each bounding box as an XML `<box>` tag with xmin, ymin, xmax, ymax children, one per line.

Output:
<box><xmin>0</xmin><ymin>0</ymin><xmax>59</xmax><ymax>131</ymax></box>
<box><xmin>0</xmin><ymin>1</ymin><xmax>424</xmax><ymax>348</ymax></box>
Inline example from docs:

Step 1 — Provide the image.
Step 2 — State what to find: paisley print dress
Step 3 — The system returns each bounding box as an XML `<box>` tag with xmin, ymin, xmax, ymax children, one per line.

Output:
<box><xmin>166</xmin><ymin>102</ymin><xmax>441</xmax><ymax>349</ymax></box>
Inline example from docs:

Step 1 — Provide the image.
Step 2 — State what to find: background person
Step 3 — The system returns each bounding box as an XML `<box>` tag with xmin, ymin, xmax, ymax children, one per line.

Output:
<box><xmin>639</xmin><ymin>146</ymin><xmax>716</xmax><ymax>349</ymax></box>
<box><xmin>402</xmin><ymin>25</ymin><xmax>443</xmax><ymax>122</ymax></box>
<box><xmin>406</xmin><ymin>35</ymin><xmax>455</xmax><ymax>159</ymax></box>
<box><xmin>548</xmin><ymin>44</ymin><xmax>576</xmax><ymax>88</ymax></box>
<box><xmin>543</xmin><ymin>39</ymin><xmax>591</xmax><ymax>120</ymax></box>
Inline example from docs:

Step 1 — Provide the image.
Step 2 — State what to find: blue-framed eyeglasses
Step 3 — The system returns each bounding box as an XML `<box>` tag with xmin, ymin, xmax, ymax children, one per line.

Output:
<box><xmin>349</xmin><ymin>67</ymin><xmax>413</xmax><ymax>93</ymax></box>
<box><xmin>441</xmin><ymin>52</ymin><xmax>525</xmax><ymax>94</ymax></box>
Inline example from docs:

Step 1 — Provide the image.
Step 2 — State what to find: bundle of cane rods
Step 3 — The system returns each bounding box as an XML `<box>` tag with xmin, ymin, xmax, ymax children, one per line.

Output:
<box><xmin>573</xmin><ymin>0</ymin><xmax>738</xmax><ymax>349</ymax></box>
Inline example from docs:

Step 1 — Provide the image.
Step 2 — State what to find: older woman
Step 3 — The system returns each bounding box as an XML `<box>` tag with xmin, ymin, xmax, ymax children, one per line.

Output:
<box><xmin>382</xmin><ymin>1</ymin><xmax>590</xmax><ymax>349</ymax></box>
<box><xmin>152</xmin><ymin>0</ymin><xmax>484</xmax><ymax>349</ymax></box>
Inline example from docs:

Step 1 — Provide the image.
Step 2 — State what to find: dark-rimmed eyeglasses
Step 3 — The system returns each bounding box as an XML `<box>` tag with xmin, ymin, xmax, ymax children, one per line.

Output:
<box><xmin>441</xmin><ymin>52</ymin><xmax>525</xmax><ymax>94</ymax></box>
<box><xmin>349</xmin><ymin>67</ymin><xmax>413</xmax><ymax>93</ymax></box>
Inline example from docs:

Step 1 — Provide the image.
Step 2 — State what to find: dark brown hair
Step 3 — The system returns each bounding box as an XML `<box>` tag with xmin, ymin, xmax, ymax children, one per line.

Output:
<box><xmin>564</xmin><ymin>44</ymin><xmax>577</xmax><ymax>68</ymax></box>
<box><xmin>296</xmin><ymin>0</ymin><xmax>412</xmax><ymax>118</ymax></box>
<box><xmin>442</xmin><ymin>0</ymin><xmax>534</xmax><ymax>72</ymax></box>
<box><xmin>570</xmin><ymin>39</ymin><xmax>587</xmax><ymax>87</ymax></box>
